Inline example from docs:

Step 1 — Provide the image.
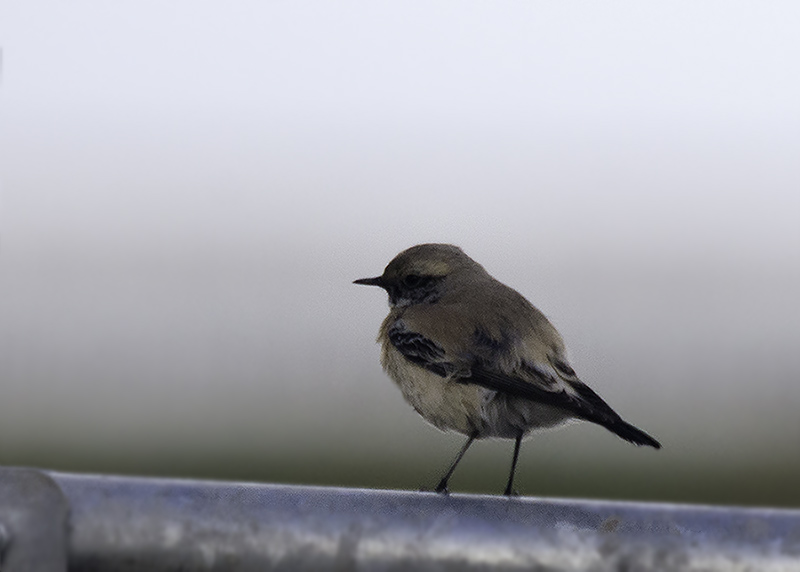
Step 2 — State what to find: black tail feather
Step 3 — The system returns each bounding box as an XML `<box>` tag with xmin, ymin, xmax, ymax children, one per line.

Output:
<box><xmin>602</xmin><ymin>418</ymin><xmax>661</xmax><ymax>449</ymax></box>
<box><xmin>466</xmin><ymin>367</ymin><xmax>661</xmax><ymax>449</ymax></box>
<box><xmin>568</xmin><ymin>380</ymin><xmax>661</xmax><ymax>448</ymax></box>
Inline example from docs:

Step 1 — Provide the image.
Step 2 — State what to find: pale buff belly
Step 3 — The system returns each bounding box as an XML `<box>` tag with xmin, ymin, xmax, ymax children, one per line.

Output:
<box><xmin>381</xmin><ymin>345</ymin><xmax>573</xmax><ymax>439</ymax></box>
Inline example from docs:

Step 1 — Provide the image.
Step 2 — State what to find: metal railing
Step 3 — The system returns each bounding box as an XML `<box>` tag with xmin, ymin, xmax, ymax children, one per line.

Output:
<box><xmin>1</xmin><ymin>466</ymin><xmax>799</xmax><ymax>571</ymax></box>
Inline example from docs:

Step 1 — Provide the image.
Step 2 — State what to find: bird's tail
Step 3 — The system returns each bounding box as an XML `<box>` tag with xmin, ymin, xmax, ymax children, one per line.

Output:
<box><xmin>568</xmin><ymin>381</ymin><xmax>661</xmax><ymax>449</ymax></box>
<box><xmin>466</xmin><ymin>367</ymin><xmax>662</xmax><ymax>449</ymax></box>
<box><xmin>601</xmin><ymin>417</ymin><xmax>661</xmax><ymax>449</ymax></box>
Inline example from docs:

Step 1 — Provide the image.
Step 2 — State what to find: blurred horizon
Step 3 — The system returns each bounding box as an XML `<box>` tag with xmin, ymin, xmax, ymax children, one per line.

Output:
<box><xmin>1</xmin><ymin>2</ymin><xmax>799</xmax><ymax>507</ymax></box>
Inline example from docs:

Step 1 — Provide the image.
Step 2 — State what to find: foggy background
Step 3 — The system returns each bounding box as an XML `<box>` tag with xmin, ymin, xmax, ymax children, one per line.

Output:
<box><xmin>1</xmin><ymin>2</ymin><xmax>798</xmax><ymax>507</ymax></box>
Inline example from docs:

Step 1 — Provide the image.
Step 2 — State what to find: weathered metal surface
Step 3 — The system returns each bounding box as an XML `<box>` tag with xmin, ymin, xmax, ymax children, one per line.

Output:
<box><xmin>44</xmin><ymin>471</ymin><xmax>800</xmax><ymax>571</ymax></box>
<box><xmin>0</xmin><ymin>467</ymin><xmax>68</xmax><ymax>572</ymax></box>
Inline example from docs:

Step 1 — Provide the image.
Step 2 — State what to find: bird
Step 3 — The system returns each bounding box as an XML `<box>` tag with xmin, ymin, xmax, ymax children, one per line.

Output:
<box><xmin>354</xmin><ymin>243</ymin><xmax>660</xmax><ymax>495</ymax></box>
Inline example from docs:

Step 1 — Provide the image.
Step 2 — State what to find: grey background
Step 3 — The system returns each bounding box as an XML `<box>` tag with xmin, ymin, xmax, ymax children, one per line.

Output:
<box><xmin>1</xmin><ymin>2</ymin><xmax>799</xmax><ymax>506</ymax></box>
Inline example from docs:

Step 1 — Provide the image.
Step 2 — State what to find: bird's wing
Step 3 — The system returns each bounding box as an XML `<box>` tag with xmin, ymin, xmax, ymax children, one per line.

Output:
<box><xmin>387</xmin><ymin>321</ymin><xmax>583</xmax><ymax>410</ymax></box>
<box><xmin>386</xmin><ymin>323</ymin><xmax>458</xmax><ymax>378</ymax></box>
<box><xmin>387</xmin><ymin>322</ymin><xmax>661</xmax><ymax>449</ymax></box>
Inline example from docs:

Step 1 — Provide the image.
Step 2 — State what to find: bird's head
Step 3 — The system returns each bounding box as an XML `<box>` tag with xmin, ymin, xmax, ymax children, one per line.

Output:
<box><xmin>354</xmin><ymin>243</ymin><xmax>486</xmax><ymax>307</ymax></box>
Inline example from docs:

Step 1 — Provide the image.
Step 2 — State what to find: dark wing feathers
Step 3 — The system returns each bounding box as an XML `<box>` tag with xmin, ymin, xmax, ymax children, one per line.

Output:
<box><xmin>388</xmin><ymin>326</ymin><xmax>661</xmax><ymax>449</ymax></box>
<box><xmin>387</xmin><ymin>326</ymin><xmax>454</xmax><ymax>378</ymax></box>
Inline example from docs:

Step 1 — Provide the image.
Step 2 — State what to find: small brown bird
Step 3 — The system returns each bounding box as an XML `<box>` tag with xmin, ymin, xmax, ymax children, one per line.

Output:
<box><xmin>355</xmin><ymin>243</ymin><xmax>660</xmax><ymax>495</ymax></box>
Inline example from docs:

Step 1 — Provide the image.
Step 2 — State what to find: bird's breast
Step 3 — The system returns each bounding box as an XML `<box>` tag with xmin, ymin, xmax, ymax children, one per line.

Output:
<box><xmin>380</xmin><ymin>342</ymin><xmax>486</xmax><ymax>435</ymax></box>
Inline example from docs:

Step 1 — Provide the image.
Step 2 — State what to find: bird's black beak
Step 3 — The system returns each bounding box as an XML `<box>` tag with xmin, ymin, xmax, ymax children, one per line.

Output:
<box><xmin>353</xmin><ymin>276</ymin><xmax>385</xmax><ymax>288</ymax></box>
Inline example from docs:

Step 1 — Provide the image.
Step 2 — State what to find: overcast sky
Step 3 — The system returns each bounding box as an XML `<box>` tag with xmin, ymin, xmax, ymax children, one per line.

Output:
<box><xmin>3</xmin><ymin>2</ymin><xmax>798</xmax><ymax>255</ymax></box>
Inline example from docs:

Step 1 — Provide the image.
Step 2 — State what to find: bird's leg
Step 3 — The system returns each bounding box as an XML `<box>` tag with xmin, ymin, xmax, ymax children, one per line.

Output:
<box><xmin>503</xmin><ymin>431</ymin><xmax>524</xmax><ymax>496</ymax></box>
<box><xmin>434</xmin><ymin>432</ymin><xmax>477</xmax><ymax>494</ymax></box>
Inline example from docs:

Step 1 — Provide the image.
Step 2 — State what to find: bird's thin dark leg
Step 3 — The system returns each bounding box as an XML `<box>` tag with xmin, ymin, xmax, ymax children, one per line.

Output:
<box><xmin>434</xmin><ymin>432</ymin><xmax>477</xmax><ymax>494</ymax></box>
<box><xmin>503</xmin><ymin>432</ymin><xmax>524</xmax><ymax>496</ymax></box>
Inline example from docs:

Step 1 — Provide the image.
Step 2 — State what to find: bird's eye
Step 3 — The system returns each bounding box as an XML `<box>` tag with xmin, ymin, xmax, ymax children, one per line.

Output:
<box><xmin>403</xmin><ymin>274</ymin><xmax>423</xmax><ymax>288</ymax></box>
